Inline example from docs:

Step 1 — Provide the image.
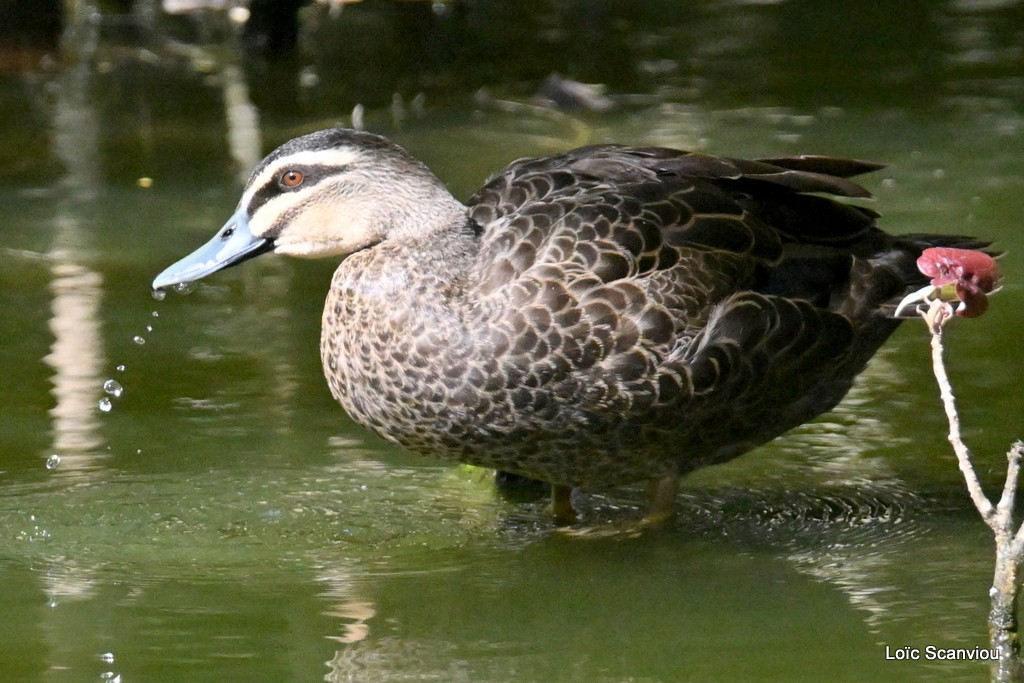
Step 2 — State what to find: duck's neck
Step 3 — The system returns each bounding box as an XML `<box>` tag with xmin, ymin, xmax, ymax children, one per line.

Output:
<box><xmin>320</xmin><ymin>219</ymin><xmax>482</xmax><ymax>442</ymax></box>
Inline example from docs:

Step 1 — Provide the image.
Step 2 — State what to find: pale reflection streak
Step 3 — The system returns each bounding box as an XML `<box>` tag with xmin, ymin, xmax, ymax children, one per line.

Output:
<box><xmin>35</xmin><ymin>3</ymin><xmax>107</xmax><ymax>651</ymax></box>
<box><xmin>43</xmin><ymin>259</ymin><xmax>105</xmax><ymax>473</ymax></box>
<box><xmin>221</xmin><ymin>63</ymin><xmax>261</xmax><ymax>184</ymax></box>
<box><xmin>44</xmin><ymin>0</ymin><xmax>105</xmax><ymax>480</ymax></box>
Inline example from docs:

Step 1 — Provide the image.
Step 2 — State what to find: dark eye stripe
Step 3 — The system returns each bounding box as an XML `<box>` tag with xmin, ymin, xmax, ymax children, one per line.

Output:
<box><xmin>266</xmin><ymin>196</ymin><xmax>310</xmax><ymax>239</ymax></box>
<box><xmin>247</xmin><ymin>164</ymin><xmax>349</xmax><ymax>216</ymax></box>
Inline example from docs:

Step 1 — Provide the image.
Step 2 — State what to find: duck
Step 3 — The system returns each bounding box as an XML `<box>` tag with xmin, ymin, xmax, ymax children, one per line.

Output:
<box><xmin>153</xmin><ymin>128</ymin><xmax>984</xmax><ymax>525</ymax></box>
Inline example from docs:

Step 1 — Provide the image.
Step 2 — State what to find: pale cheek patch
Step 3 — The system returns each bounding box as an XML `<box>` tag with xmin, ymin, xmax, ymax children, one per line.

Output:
<box><xmin>242</xmin><ymin>147</ymin><xmax>383</xmax><ymax>259</ymax></box>
<box><xmin>272</xmin><ymin>201</ymin><xmax>380</xmax><ymax>259</ymax></box>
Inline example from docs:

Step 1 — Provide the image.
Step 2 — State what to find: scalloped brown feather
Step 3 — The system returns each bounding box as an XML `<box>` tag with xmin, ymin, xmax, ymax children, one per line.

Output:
<box><xmin>318</xmin><ymin>139</ymin><xmax>985</xmax><ymax>487</ymax></box>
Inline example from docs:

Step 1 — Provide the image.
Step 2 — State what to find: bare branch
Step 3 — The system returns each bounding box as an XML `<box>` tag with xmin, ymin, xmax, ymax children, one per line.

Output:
<box><xmin>1000</xmin><ymin>442</ymin><xmax>1024</xmax><ymax>529</ymax></box>
<box><xmin>925</xmin><ymin>300</ymin><xmax>996</xmax><ymax>524</ymax></box>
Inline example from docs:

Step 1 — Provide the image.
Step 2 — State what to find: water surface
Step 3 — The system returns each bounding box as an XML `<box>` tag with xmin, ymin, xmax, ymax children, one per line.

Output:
<box><xmin>2</xmin><ymin>2</ymin><xmax>1024</xmax><ymax>681</ymax></box>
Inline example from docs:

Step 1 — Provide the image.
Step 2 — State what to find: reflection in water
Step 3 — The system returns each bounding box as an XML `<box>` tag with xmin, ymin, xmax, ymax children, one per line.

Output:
<box><xmin>39</xmin><ymin>556</ymin><xmax>99</xmax><ymax>606</ymax></box>
<box><xmin>44</xmin><ymin>261</ymin><xmax>105</xmax><ymax>470</ymax></box>
<box><xmin>38</xmin><ymin>256</ymin><xmax>108</xmax><ymax>672</ymax></box>
<box><xmin>44</xmin><ymin>0</ymin><xmax>105</xmax><ymax>479</ymax></box>
<box><xmin>326</xmin><ymin>638</ymin><xmax>468</xmax><ymax>683</ymax></box>
<box><xmin>712</xmin><ymin>348</ymin><xmax>934</xmax><ymax>631</ymax></box>
<box><xmin>222</xmin><ymin>63</ymin><xmax>261</xmax><ymax>184</ymax></box>
<box><xmin>322</xmin><ymin>593</ymin><xmax>377</xmax><ymax>645</ymax></box>
<box><xmin>36</xmin><ymin>5</ymin><xmax>108</xmax><ymax>671</ymax></box>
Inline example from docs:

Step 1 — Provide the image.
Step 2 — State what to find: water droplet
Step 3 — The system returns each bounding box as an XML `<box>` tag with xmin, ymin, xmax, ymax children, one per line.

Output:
<box><xmin>151</xmin><ymin>288</ymin><xmax>167</xmax><ymax>301</ymax></box>
<box><xmin>133</xmin><ymin>335</ymin><xmax>145</xmax><ymax>345</ymax></box>
<box><xmin>100</xmin><ymin>652</ymin><xmax>115</xmax><ymax>664</ymax></box>
<box><xmin>45</xmin><ymin>454</ymin><xmax>61</xmax><ymax>470</ymax></box>
<box><xmin>116</xmin><ymin>364</ymin><xmax>125</xmax><ymax>372</ymax></box>
<box><xmin>103</xmin><ymin>379</ymin><xmax>124</xmax><ymax>398</ymax></box>
<box><xmin>98</xmin><ymin>397</ymin><xmax>113</xmax><ymax>413</ymax></box>
<box><xmin>145</xmin><ymin>324</ymin><xmax>153</xmax><ymax>333</ymax></box>
<box><xmin>174</xmin><ymin>281</ymin><xmax>196</xmax><ymax>295</ymax></box>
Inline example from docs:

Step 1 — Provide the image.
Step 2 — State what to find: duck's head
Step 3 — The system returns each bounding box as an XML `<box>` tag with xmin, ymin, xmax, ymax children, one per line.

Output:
<box><xmin>152</xmin><ymin>128</ymin><xmax>465</xmax><ymax>290</ymax></box>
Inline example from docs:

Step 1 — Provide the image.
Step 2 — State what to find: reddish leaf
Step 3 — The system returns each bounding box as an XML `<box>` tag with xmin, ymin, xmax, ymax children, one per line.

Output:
<box><xmin>917</xmin><ymin>247</ymin><xmax>1000</xmax><ymax>317</ymax></box>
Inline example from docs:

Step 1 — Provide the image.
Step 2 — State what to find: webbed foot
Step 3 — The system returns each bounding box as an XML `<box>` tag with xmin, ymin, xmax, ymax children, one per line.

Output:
<box><xmin>556</xmin><ymin>475</ymin><xmax>679</xmax><ymax>538</ymax></box>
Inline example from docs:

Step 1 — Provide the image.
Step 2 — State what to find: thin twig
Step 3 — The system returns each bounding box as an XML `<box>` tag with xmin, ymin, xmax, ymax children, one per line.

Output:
<box><xmin>1000</xmin><ymin>442</ymin><xmax>1023</xmax><ymax>530</ymax></box>
<box><xmin>926</xmin><ymin>300</ymin><xmax>997</xmax><ymax>525</ymax></box>
<box><xmin>922</xmin><ymin>296</ymin><xmax>1022</xmax><ymax>681</ymax></box>
<box><xmin>1008</xmin><ymin>442</ymin><xmax>1024</xmax><ymax>555</ymax></box>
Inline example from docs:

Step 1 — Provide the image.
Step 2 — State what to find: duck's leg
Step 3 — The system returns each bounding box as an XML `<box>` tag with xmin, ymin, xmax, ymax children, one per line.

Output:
<box><xmin>550</xmin><ymin>484</ymin><xmax>576</xmax><ymax>525</ymax></box>
<box><xmin>641</xmin><ymin>474</ymin><xmax>679</xmax><ymax>528</ymax></box>
<box><xmin>557</xmin><ymin>476</ymin><xmax>678</xmax><ymax>538</ymax></box>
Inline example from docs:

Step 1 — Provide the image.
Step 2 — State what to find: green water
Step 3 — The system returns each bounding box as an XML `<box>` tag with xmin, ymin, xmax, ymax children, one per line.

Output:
<box><xmin>2</xmin><ymin>2</ymin><xmax>1024</xmax><ymax>681</ymax></box>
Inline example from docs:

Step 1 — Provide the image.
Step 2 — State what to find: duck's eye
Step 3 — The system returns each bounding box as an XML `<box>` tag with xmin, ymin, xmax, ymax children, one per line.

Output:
<box><xmin>280</xmin><ymin>170</ymin><xmax>304</xmax><ymax>188</ymax></box>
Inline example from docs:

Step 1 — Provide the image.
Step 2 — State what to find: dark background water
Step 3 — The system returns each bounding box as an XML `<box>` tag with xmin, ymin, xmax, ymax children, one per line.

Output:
<box><xmin>2</xmin><ymin>1</ymin><xmax>1024</xmax><ymax>681</ymax></box>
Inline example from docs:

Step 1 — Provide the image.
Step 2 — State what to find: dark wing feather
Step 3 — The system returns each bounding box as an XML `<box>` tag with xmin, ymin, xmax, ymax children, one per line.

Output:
<box><xmin>467</xmin><ymin>144</ymin><xmax>886</xmax><ymax>311</ymax></box>
<box><xmin>754</xmin><ymin>155</ymin><xmax>887</xmax><ymax>179</ymax></box>
<box><xmin>464</xmin><ymin>145</ymin><xmax>947</xmax><ymax>468</ymax></box>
